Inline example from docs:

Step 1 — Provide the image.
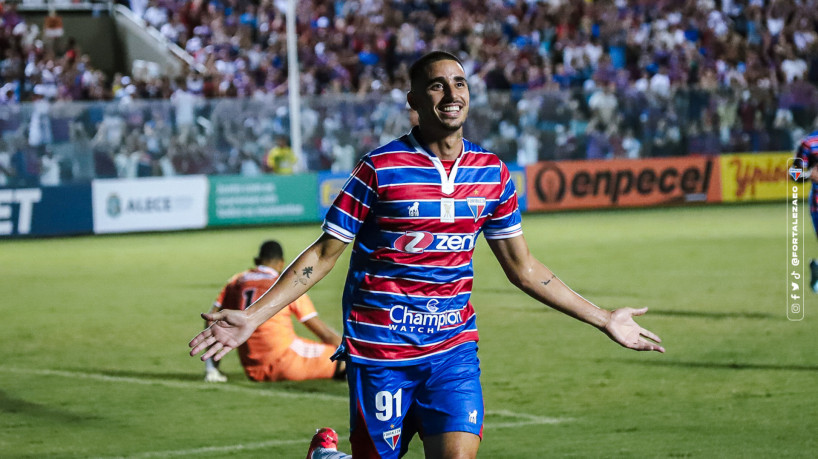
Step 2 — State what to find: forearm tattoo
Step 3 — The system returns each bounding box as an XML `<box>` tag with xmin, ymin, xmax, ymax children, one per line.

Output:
<box><xmin>541</xmin><ymin>274</ymin><xmax>556</xmax><ymax>287</ymax></box>
<box><xmin>293</xmin><ymin>266</ymin><xmax>314</xmax><ymax>286</ymax></box>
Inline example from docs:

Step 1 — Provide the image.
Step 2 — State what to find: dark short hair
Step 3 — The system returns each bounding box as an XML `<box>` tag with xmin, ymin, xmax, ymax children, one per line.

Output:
<box><xmin>255</xmin><ymin>240</ymin><xmax>283</xmax><ymax>264</ymax></box>
<box><xmin>409</xmin><ymin>51</ymin><xmax>463</xmax><ymax>90</ymax></box>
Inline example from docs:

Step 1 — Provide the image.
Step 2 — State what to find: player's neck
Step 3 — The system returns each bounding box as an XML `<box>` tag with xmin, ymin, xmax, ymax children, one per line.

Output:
<box><xmin>414</xmin><ymin>126</ymin><xmax>463</xmax><ymax>161</ymax></box>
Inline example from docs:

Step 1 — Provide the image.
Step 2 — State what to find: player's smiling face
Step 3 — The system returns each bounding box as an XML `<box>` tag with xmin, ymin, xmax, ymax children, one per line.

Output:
<box><xmin>410</xmin><ymin>59</ymin><xmax>470</xmax><ymax>133</ymax></box>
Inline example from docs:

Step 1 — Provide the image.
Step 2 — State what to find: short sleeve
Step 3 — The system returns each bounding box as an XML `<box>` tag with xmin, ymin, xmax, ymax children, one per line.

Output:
<box><xmin>214</xmin><ymin>274</ymin><xmax>240</xmax><ymax>309</ymax></box>
<box><xmin>214</xmin><ymin>286</ymin><xmax>226</xmax><ymax>308</ymax></box>
<box><xmin>483</xmin><ymin>162</ymin><xmax>523</xmax><ymax>240</ymax></box>
<box><xmin>322</xmin><ymin>157</ymin><xmax>378</xmax><ymax>242</ymax></box>
<box><xmin>291</xmin><ymin>294</ymin><xmax>318</xmax><ymax>323</ymax></box>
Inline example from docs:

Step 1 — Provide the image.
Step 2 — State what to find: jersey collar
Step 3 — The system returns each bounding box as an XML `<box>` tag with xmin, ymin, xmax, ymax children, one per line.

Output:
<box><xmin>256</xmin><ymin>265</ymin><xmax>280</xmax><ymax>276</ymax></box>
<box><xmin>407</xmin><ymin>127</ymin><xmax>464</xmax><ymax>196</ymax></box>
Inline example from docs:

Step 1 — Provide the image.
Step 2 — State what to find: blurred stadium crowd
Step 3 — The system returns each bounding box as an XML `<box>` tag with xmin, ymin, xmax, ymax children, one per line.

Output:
<box><xmin>1</xmin><ymin>0</ymin><xmax>818</xmax><ymax>186</ymax></box>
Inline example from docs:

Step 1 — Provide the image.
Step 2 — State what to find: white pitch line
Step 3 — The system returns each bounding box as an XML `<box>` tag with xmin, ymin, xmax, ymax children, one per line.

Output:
<box><xmin>2</xmin><ymin>367</ymin><xmax>347</xmax><ymax>402</ymax></box>
<box><xmin>97</xmin><ymin>438</ymin><xmax>308</xmax><ymax>459</ymax></box>
<box><xmin>485</xmin><ymin>409</ymin><xmax>569</xmax><ymax>428</ymax></box>
<box><xmin>4</xmin><ymin>367</ymin><xmax>568</xmax><ymax>432</ymax></box>
<box><xmin>105</xmin><ymin>413</ymin><xmax>569</xmax><ymax>458</ymax></box>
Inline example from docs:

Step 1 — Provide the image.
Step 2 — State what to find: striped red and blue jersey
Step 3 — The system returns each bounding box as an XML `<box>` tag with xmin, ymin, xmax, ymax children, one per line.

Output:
<box><xmin>322</xmin><ymin>128</ymin><xmax>523</xmax><ymax>366</ymax></box>
<box><xmin>796</xmin><ymin>131</ymin><xmax>818</xmax><ymax>213</ymax></box>
<box><xmin>797</xmin><ymin>130</ymin><xmax>818</xmax><ymax>170</ymax></box>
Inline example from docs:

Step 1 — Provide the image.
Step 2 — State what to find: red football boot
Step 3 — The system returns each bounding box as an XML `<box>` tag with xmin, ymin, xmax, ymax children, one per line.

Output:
<box><xmin>305</xmin><ymin>427</ymin><xmax>339</xmax><ymax>459</ymax></box>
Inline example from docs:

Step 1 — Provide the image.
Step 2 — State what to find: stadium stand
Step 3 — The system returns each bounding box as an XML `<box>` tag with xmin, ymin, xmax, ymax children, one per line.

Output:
<box><xmin>0</xmin><ymin>0</ymin><xmax>817</xmax><ymax>185</ymax></box>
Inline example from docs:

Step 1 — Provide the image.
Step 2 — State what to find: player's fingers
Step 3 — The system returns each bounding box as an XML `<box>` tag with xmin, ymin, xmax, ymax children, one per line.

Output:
<box><xmin>640</xmin><ymin>328</ymin><xmax>662</xmax><ymax>343</ymax></box>
<box><xmin>188</xmin><ymin>335</ymin><xmax>203</xmax><ymax>348</ymax></box>
<box><xmin>630</xmin><ymin>307</ymin><xmax>649</xmax><ymax>316</ymax></box>
<box><xmin>188</xmin><ymin>330</ymin><xmax>211</xmax><ymax>352</ymax></box>
<box><xmin>214</xmin><ymin>346</ymin><xmax>232</xmax><ymax>362</ymax></box>
<box><xmin>190</xmin><ymin>342</ymin><xmax>206</xmax><ymax>357</ymax></box>
<box><xmin>199</xmin><ymin>336</ymin><xmax>218</xmax><ymax>350</ymax></box>
<box><xmin>191</xmin><ymin>328</ymin><xmax>216</xmax><ymax>346</ymax></box>
<box><xmin>191</xmin><ymin>336</ymin><xmax>217</xmax><ymax>357</ymax></box>
<box><xmin>637</xmin><ymin>337</ymin><xmax>665</xmax><ymax>353</ymax></box>
<box><xmin>201</xmin><ymin>311</ymin><xmax>224</xmax><ymax>322</ymax></box>
<box><xmin>201</xmin><ymin>342</ymin><xmax>224</xmax><ymax>361</ymax></box>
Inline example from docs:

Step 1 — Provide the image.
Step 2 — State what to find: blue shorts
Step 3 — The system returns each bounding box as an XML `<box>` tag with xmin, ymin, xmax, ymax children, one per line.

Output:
<box><xmin>346</xmin><ymin>346</ymin><xmax>484</xmax><ymax>458</ymax></box>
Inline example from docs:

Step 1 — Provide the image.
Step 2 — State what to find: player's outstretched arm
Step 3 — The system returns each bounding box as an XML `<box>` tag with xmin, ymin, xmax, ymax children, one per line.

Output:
<box><xmin>189</xmin><ymin>233</ymin><xmax>349</xmax><ymax>361</ymax></box>
<box><xmin>487</xmin><ymin>235</ymin><xmax>664</xmax><ymax>353</ymax></box>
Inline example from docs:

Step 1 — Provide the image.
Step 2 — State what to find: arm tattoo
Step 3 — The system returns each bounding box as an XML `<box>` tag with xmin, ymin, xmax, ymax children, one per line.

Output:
<box><xmin>541</xmin><ymin>274</ymin><xmax>556</xmax><ymax>287</ymax></box>
<box><xmin>292</xmin><ymin>267</ymin><xmax>314</xmax><ymax>286</ymax></box>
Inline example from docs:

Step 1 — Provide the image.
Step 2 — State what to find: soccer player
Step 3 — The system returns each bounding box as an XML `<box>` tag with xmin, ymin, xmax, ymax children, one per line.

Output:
<box><xmin>203</xmin><ymin>240</ymin><xmax>345</xmax><ymax>383</ymax></box>
<box><xmin>795</xmin><ymin>128</ymin><xmax>818</xmax><ymax>292</ymax></box>
<box><xmin>190</xmin><ymin>51</ymin><xmax>664</xmax><ymax>459</ymax></box>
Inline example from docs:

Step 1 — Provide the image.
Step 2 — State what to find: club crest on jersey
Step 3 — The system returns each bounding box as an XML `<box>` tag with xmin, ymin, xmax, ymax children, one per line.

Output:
<box><xmin>383</xmin><ymin>427</ymin><xmax>401</xmax><ymax>450</ymax></box>
<box><xmin>790</xmin><ymin>167</ymin><xmax>803</xmax><ymax>181</ymax></box>
<box><xmin>467</xmin><ymin>197</ymin><xmax>486</xmax><ymax>222</ymax></box>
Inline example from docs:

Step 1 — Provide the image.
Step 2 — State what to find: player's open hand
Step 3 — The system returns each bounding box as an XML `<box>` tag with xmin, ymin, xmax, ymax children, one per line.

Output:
<box><xmin>603</xmin><ymin>307</ymin><xmax>665</xmax><ymax>353</ymax></box>
<box><xmin>189</xmin><ymin>309</ymin><xmax>255</xmax><ymax>362</ymax></box>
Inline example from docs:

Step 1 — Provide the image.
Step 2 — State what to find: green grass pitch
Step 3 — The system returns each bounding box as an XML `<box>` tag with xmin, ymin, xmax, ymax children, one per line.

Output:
<box><xmin>1</xmin><ymin>202</ymin><xmax>816</xmax><ymax>457</ymax></box>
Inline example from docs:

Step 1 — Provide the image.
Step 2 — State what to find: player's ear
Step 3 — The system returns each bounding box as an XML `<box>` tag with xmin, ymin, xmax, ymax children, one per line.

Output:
<box><xmin>407</xmin><ymin>91</ymin><xmax>417</xmax><ymax>110</ymax></box>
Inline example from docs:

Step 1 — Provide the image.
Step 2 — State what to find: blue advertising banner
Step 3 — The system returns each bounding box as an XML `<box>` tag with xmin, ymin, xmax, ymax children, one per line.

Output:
<box><xmin>507</xmin><ymin>164</ymin><xmax>528</xmax><ymax>213</ymax></box>
<box><xmin>0</xmin><ymin>184</ymin><xmax>93</xmax><ymax>238</ymax></box>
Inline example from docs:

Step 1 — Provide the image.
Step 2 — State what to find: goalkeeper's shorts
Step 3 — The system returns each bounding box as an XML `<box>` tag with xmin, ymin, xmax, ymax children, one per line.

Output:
<box><xmin>243</xmin><ymin>337</ymin><xmax>337</xmax><ymax>382</ymax></box>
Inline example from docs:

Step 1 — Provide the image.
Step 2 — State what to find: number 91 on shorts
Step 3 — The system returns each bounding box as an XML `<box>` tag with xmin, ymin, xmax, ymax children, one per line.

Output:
<box><xmin>346</xmin><ymin>346</ymin><xmax>484</xmax><ymax>458</ymax></box>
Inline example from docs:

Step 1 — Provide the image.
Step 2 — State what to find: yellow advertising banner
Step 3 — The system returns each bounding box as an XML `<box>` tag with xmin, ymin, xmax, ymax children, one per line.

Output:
<box><xmin>720</xmin><ymin>152</ymin><xmax>809</xmax><ymax>202</ymax></box>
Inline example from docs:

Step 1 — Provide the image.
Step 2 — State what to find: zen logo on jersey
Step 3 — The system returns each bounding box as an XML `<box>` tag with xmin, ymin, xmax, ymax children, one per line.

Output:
<box><xmin>393</xmin><ymin>231</ymin><xmax>476</xmax><ymax>253</ymax></box>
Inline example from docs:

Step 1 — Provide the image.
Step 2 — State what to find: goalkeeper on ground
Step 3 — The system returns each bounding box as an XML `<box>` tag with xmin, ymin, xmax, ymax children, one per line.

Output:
<box><xmin>203</xmin><ymin>240</ymin><xmax>346</xmax><ymax>383</ymax></box>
